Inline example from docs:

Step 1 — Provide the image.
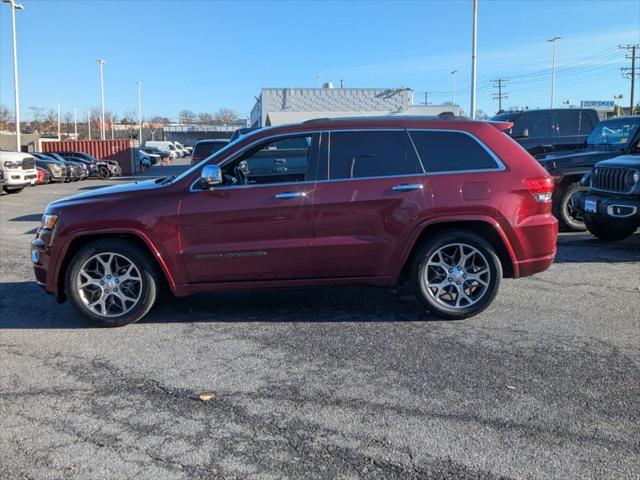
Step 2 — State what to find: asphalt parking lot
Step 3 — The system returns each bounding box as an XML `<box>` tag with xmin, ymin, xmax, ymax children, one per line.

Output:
<box><xmin>1</xmin><ymin>161</ymin><xmax>639</xmax><ymax>480</ymax></box>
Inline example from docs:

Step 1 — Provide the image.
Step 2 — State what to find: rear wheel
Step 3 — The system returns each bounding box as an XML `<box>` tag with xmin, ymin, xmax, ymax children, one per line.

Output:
<box><xmin>411</xmin><ymin>230</ymin><xmax>502</xmax><ymax>320</ymax></box>
<box><xmin>97</xmin><ymin>167</ymin><xmax>110</xmax><ymax>179</ymax></box>
<box><xmin>584</xmin><ymin>217</ymin><xmax>637</xmax><ymax>241</ymax></box>
<box><xmin>555</xmin><ymin>182</ymin><xmax>588</xmax><ymax>231</ymax></box>
<box><xmin>66</xmin><ymin>239</ymin><xmax>160</xmax><ymax>327</ymax></box>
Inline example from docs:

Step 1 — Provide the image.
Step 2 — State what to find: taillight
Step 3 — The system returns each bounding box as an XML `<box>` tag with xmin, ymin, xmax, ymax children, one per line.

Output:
<box><xmin>524</xmin><ymin>177</ymin><xmax>554</xmax><ymax>202</ymax></box>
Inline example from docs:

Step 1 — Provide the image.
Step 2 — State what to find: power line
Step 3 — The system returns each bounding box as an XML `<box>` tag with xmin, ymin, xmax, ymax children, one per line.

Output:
<box><xmin>491</xmin><ymin>78</ymin><xmax>509</xmax><ymax>112</ymax></box>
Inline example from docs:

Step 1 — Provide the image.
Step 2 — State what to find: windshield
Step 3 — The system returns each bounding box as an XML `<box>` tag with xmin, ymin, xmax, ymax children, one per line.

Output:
<box><xmin>587</xmin><ymin>119</ymin><xmax>639</xmax><ymax>148</ymax></box>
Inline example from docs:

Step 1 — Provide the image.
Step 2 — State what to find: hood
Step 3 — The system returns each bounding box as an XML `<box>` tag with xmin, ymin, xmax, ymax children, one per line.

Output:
<box><xmin>48</xmin><ymin>178</ymin><xmax>166</xmax><ymax>210</ymax></box>
<box><xmin>595</xmin><ymin>155</ymin><xmax>640</xmax><ymax>169</ymax></box>
<box><xmin>538</xmin><ymin>150</ymin><xmax>620</xmax><ymax>170</ymax></box>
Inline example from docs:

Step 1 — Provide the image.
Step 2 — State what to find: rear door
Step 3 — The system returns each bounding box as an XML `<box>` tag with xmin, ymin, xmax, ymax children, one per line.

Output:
<box><xmin>179</xmin><ymin>133</ymin><xmax>320</xmax><ymax>283</ymax></box>
<box><xmin>311</xmin><ymin>129</ymin><xmax>433</xmax><ymax>278</ymax></box>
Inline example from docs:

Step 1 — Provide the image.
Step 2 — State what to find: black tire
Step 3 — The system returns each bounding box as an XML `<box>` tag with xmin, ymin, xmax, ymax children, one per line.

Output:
<box><xmin>4</xmin><ymin>187</ymin><xmax>23</xmax><ymax>194</ymax></box>
<box><xmin>554</xmin><ymin>182</ymin><xmax>588</xmax><ymax>231</ymax></box>
<box><xmin>584</xmin><ymin>217</ymin><xmax>637</xmax><ymax>242</ymax></box>
<box><xmin>97</xmin><ymin>167</ymin><xmax>110</xmax><ymax>179</ymax></box>
<box><xmin>66</xmin><ymin>239</ymin><xmax>160</xmax><ymax>327</ymax></box>
<box><xmin>411</xmin><ymin>230</ymin><xmax>502</xmax><ymax>320</ymax></box>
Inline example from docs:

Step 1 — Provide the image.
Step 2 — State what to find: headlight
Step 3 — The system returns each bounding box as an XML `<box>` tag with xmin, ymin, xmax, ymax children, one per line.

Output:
<box><xmin>41</xmin><ymin>214</ymin><xmax>58</xmax><ymax>230</ymax></box>
<box><xmin>3</xmin><ymin>160</ymin><xmax>21</xmax><ymax>169</ymax></box>
<box><xmin>633</xmin><ymin>171</ymin><xmax>639</xmax><ymax>184</ymax></box>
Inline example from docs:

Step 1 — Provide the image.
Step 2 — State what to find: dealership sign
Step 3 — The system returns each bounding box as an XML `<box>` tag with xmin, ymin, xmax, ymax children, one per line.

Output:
<box><xmin>580</xmin><ymin>100</ymin><xmax>615</xmax><ymax>109</ymax></box>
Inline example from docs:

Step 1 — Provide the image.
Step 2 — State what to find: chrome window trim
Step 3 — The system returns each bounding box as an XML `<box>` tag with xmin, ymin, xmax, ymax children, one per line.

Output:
<box><xmin>189</xmin><ymin>127</ymin><xmax>506</xmax><ymax>192</ymax></box>
<box><xmin>407</xmin><ymin>129</ymin><xmax>506</xmax><ymax>174</ymax></box>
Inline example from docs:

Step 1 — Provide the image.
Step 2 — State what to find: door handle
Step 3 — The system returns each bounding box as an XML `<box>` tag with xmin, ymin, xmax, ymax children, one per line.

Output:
<box><xmin>274</xmin><ymin>192</ymin><xmax>307</xmax><ymax>199</ymax></box>
<box><xmin>392</xmin><ymin>184</ymin><xmax>424</xmax><ymax>191</ymax></box>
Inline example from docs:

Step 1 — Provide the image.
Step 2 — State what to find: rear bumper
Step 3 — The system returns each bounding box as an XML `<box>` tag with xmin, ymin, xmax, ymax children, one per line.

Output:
<box><xmin>508</xmin><ymin>213</ymin><xmax>558</xmax><ymax>278</ymax></box>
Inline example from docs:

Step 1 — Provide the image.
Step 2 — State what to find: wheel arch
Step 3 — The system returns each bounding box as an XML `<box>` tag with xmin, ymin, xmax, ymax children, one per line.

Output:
<box><xmin>398</xmin><ymin>218</ymin><xmax>517</xmax><ymax>283</ymax></box>
<box><xmin>56</xmin><ymin>231</ymin><xmax>176</xmax><ymax>302</ymax></box>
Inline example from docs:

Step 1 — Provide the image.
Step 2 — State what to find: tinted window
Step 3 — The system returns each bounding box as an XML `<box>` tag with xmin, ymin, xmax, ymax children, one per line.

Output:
<box><xmin>192</xmin><ymin>141</ymin><xmax>229</xmax><ymax>160</ymax></box>
<box><xmin>408</xmin><ymin>131</ymin><xmax>499</xmax><ymax>172</ymax></box>
<box><xmin>328</xmin><ymin>131</ymin><xmax>422</xmax><ymax>180</ymax></box>
<box><xmin>222</xmin><ymin>135</ymin><xmax>312</xmax><ymax>185</ymax></box>
<box><xmin>587</xmin><ymin>119</ymin><xmax>640</xmax><ymax>147</ymax></box>
<box><xmin>512</xmin><ymin>111</ymin><xmax>552</xmax><ymax>138</ymax></box>
<box><xmin>555</xmin><ymin>110</ymin><xmax>592</xmax><ymax>136</ymax></box>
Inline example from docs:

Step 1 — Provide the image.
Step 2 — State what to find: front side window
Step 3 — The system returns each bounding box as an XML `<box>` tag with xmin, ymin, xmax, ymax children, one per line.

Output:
<box><xmin>220</xmin><ymin>135</ymin><xmax>313</xmax><ymax>186</ymax></box>
<box><xmin>587</xmin><ymin>120</ymin><xmax>640</xmax><ymax>148</ymax></box>
<box><xmin>327</xmin><ymin>130</ymin><xmax>422</xmax><ymax>180</ymax></box>
<box><xmin>408</xmin><ymin>130</ymin><xmax>500</xmax><ymax>173</ymax></box>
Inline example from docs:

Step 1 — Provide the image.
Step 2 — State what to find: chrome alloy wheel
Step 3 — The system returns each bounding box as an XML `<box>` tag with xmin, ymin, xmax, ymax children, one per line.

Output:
<box><xmin>76</xmin><ymin>252</ymin><xmax>143</xmax><ymax>318</ymax></box>
<box><xmin>423</xmin><ymin>243</ymin><xmax>491</xmax><ymax>309</ymax></box>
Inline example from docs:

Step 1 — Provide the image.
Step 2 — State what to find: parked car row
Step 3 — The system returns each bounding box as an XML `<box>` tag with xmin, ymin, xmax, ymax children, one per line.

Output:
<box><xmin>492</xmin><ymin>110</ymin><xmax>640</xmax><ymax>234</ymax></box>
<box><xmin>1</xmin><ymin>150</ymin><xmax>123</xmax><ymax>195</ymax></box>
<box><xmin>144</xmin><ymin>140</ymin><xmax>191</xmax><ymax>160</ymax></box>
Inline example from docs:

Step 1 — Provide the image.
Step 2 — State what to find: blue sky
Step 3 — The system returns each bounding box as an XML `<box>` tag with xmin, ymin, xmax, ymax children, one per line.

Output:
<box><xmin>1</xmin><ymin>0</ymin><xmax>639</xmax><ymax>121</ymax></box>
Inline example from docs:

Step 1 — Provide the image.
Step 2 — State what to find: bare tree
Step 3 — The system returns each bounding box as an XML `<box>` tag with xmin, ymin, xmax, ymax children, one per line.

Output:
<box><xmin>178</xmin><ymin>110</ymin><xmax>196</xmax><ymax>124</ymax></box>
<box><xmin>214</xmin><ymin>108</ymin><xmax>238</xmax><ymax>125</ymax></box>
<box><xmin>0</xmin><ymin>104</ymin><xmax>13</xmax><ymax>130</ymax></box>
<box><xmin>150</xmin><ymin>116</ymin><xmax>170</xmax><ymax>124</ymax></box>
<box><xmin>63</xmin><ymin>112</ymin><xmax>74</xmax><ymax>138</ymax></box>
<box><xmin>197</xmin><ymin>112</ymin><xmax>215</xmax><ymax>124</ymax></box>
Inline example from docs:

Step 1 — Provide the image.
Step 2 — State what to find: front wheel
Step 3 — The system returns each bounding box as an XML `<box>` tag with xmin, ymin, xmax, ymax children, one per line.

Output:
<box><xmin>4</xmin><ymin>187</ymin><xmax>24</xmax><ymax>194</ymax></box>
<box><xmin>411</xmin><ymin>230</ymin><xmax>502</xmax><ymax>320</ymax></box>
<box><xmin>97</xmin><ymin>167</ymin><xmax>110</xmax><ymax>179</ymax></box>
<box><xmin>584</xmin><ymin>217</ymin><xmax>637</xmax><ymax>242</ymax></box>
<box><xmin>66</xmin><ymin>239</ymin><xmax>160</xmax><ymax>327</ymax></box>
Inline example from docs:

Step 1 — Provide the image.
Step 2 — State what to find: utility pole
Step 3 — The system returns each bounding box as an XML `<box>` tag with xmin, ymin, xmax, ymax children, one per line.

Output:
<box><xmin>548</xmin><ymin>36</ymin><xmax>561</xmax><ymax>108</ymax></box>
<box><xmin>470</xmin><ymin>0</ymin><xmax>478</xmax><ymax>119</ymax></box>
<box><xmin>73</xmin><ymin>106</ymin><xmax>78</xmax><ymax>138</ymax></box>
<box><xmin>87</xmin><ymin>110</ymin><xmax>91</xmax><ymax>140</ymax></box>
<box><xmin>136</xmin><ymin>81</ymin><xmax>143</xmax><ymax>145</ymax></box>
<box><xmin>98</xmin><ymin>58</ymin><xmax>106</xmax><ymax>140</ymax></box>
<box><xmin>424</xmin><ymin>91</ymin><xmax>429</xmax><ymax>105</ymax></box>
<box><xmin>491</xmin><ymin>78</ymin><xmax>509</xmax><ymax>112</ymax></box>
<box><xmin>620</xmin><ymin>44</ymin><xmax>639</xmax><ymax>115</ymax></box>
<box><xmin>4</xmin><ymin>0</ymin><xmax>24</xmax><ymax>151</ymax></box>
<box><xmin>451</xmin><ymin>70</ymin><xmax>458</xmax><ymax>105</ymax></box>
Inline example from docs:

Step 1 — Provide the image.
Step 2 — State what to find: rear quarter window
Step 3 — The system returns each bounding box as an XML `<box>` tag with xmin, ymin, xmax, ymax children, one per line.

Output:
<box><xmin>408</xmin><ymin>130</ymin><xmax>500</xmax><ymax>172</ymax></box>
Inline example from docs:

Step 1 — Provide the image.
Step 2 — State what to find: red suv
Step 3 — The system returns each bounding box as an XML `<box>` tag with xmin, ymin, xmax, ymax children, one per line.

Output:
<box><xmin>32</xmin><ymin>117</ymin><xmax>558</xmax><ymax>327</ymax></box>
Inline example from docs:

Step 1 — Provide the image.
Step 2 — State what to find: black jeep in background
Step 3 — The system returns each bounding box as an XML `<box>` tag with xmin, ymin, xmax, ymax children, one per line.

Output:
<box><xmin>573</xmin><ymin>155</ymin><xmax>640</xmax><ymax>241</ymax></box>
<box><xmin>537</xmin><ymin>116</ymin><xmax>640</xmax><ymax>231</ymax></box>
<box><xmin>491</xmin><ymin>108</ymin><xmax>599</xmax><ymax>157</ymax></box>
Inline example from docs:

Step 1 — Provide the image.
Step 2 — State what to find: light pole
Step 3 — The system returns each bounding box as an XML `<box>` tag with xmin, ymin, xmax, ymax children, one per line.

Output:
<box><xmin>98</xmin><ymin>58</ymin><xmax>106</xmax><ymax>140</ymax></box>
<box><xmin>73</xmin><ymin>106</ymin><xmax>78</xmax><ymax>138</ymax></box>
<box><xmin>87</xmin><ymin>110</ymin><xmax>91</xmax><ymax>140</ymax></box>
<box><xmin>451</xmin><ymin>69</ymin><xmax>458</xmax><ymax>105</ymax></box>
<box><xmin>470</xmin><ymin>0</ymin><xmax>478</xmax><ymax>119</ymax></box>
<box><xmin>614</xmin><ymin>94</ymin><xmax>623</xmax><ymax>115</ymax></box>
<box><xmin>548</xmin><ymin>36</ymin><xmax>561</xmax><ymax>109</ymax></box>
<box><xmin>3</xmin><ymin>0</ymin><xmax>24</xmax><ymax>151</ymax></box>
<box><xmin>57</xmin><ymin>100</ymin><xmax>61</xmax><ymax>139</ymax></box>
<box><xmin>136</xmin><ymin>81</ymin><xmax>143</xmax><ymax>145</ymax></box>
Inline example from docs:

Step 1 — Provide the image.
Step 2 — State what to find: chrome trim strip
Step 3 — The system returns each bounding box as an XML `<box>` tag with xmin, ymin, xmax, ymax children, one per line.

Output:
<box><xmin>190</xmin><ymin>127</ymin><xmax>506</xmax><ymax>192</ymax></box>
<box><xmin>274</xmin><ymin>191</ymin><xmax>307</xmax><ymax>199</ymax></box>
<box><xmin>392</xmin><ymin>184</ymin><xmax>424</xmax><ymax>191</ymax></box>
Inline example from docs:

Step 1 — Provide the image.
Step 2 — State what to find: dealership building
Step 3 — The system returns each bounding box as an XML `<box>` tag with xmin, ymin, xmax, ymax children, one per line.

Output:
<box><xmin>250</xmin><ymin>86</ymin><xmax>464</xmax><ymax>127</ymax></box>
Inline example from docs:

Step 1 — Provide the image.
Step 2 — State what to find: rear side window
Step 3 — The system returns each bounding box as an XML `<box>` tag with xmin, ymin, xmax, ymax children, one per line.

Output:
<box><xmin>512</xmin><ymin>111</ymin><xmax>552</xmax><ymax>138</ymax></box>
<box><xmin>328</xmin><ymin>130</ymin><xmax>422</xmax><ymax>180</ymax></box>
<box><xmin>408</xmin><ymin>130</ymin><xmax>500</xmax><ymax>173</ymax></box>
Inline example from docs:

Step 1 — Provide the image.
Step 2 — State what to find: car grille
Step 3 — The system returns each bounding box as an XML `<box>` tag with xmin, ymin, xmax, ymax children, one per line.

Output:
<box><xmin>22</xmin><ymin>157</ymin><xmax>35</xmax><ymax>170</ymax></box>
<box><xmin>592</xmin><ymin>166</ymin><xmax>638</xmax><ymax>194</ymax></box>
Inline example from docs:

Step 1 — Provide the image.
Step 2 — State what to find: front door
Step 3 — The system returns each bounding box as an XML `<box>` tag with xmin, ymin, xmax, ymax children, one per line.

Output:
<box><xmin>179</xmin><ymin>133</ymin><xmax>319</xmax><ymax>283</ymax></box>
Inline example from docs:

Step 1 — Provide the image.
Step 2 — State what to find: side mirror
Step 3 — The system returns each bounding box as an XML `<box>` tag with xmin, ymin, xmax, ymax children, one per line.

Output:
<box><xmin>200</xmin><ymin>164</ymin><xmax>222</xmax><ymax>188</ymax></box>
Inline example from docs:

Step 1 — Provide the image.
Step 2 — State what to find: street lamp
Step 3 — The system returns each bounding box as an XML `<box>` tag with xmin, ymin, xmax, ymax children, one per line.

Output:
<box><xmin>548</xmin><ymin>36</ymin><xmax>561</xmax><ymax>109</ymax></box>
<box><xmin>136</xmin><ymin>81</ymin><xmax>142</xmax><ymax>145</ymax></box>
<box><xmin>97</xmin><ymin>58</ymin><xmax>106</xmax><ymax>140</ymax></box>
<box><xmin>614</xmin><ymin>94</ymin><xmax>623</xmax><ymax>115</ymax></box>
<box><xmin>451</xmin><ymin>69</ymin><xmax>458</xmax><ymax>105</ymax></box>
<box><xmin>74</xmin><ymin>106</ymin><xmax>78</xmax><ymax>138</ymax></box>
<box><xmin>562</xmin><ymin>100</ymin><xmax>571</xmax><ymax>108</ymax></box>
<box><xmin>3</xmin><ymin>0</ymin><xmax>24</xmax><ymax>151</ymax></box>
<box><xmin>470</xmin><ymin>0</ymin><xmax>478</xmax><ymax>119</ymax></box>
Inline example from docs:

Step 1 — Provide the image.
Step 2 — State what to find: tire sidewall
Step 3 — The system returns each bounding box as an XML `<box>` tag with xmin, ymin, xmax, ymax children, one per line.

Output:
<box><xmin>66</xmin><ymin>239</ymin><xmax>158</xmax><ymax>327</ymax></box>
<box><xmin>584</xmin><ymin>216</ymin><xmax>637</xmax><ymax>242</ymax></box>
<box><xmin>557</xmin><ymin>182</ymin><xmax>588</xmax><ymax>231</ymax></box>
<box><xmin>412</xmin><ymin>230</ymin><xmax>502</xmax><ymax>320</ymax></box>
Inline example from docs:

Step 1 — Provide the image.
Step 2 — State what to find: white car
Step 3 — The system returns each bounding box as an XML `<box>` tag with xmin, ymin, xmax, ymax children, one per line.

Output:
<box><xmin>0</xmin><ymin>151</ymin><xmax>38</xmax><ymax>194</ymax></box>
<box><xmin>172</xmin><ymin>141</ymin><xmax>189</xmax><ymax>157</ymax></box>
